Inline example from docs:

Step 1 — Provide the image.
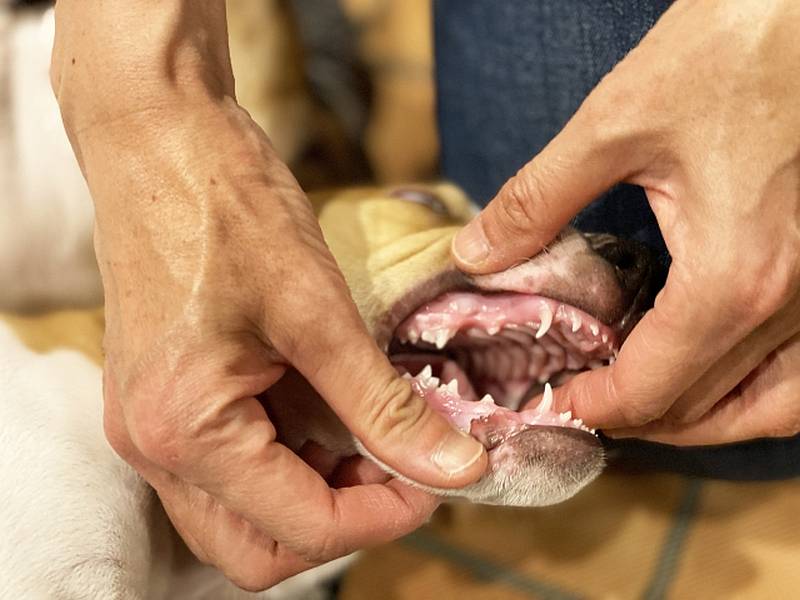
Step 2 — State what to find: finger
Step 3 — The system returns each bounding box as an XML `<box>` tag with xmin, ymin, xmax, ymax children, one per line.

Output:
<box><xmin>157</xmin><ymin>477</ymin><xmax>315</xmax><ymax>592</ymax></box>
<box><xmin>557</xmin><ymin>266</ymin><xmax>761</xmax><ymax>428</ymax></box>
<box><xmin>609</xmin><ymin>331</ymin><xmax>800</xmax><ymax>445</ymax></box>
<box><xmin>331</xmin><ymin>455</ymin><xmax>395</xmax><ymax>487</ymax></box>
<box><xmin>661</xmin><ymin>296</ymin><xmax>800</xmax><ymax>423</ymax></box>
<box><xmin>274</xmin><ymin>265</ymin><xmax>487</xmax><ymax>489</ymax></box>
<box><xmin>451</xmin><ymin>98</ymin><xmax>647</xmax><ymax>274</ymax></box>
<box><xmin>132</xmin><ymin>392</ymin><xmax>439</xmax><ymax>561</ymax></box>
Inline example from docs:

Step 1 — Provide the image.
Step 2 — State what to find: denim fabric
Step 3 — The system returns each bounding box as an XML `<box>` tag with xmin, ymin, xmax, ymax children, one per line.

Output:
<box><xmin>434</xmin><ymin>0</ymin><xmax>800</xmax><ymax>479</ymax></box>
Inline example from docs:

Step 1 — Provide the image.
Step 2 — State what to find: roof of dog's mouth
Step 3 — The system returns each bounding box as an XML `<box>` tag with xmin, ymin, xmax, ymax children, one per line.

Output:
<box><xmin>388</xmin><ymin>289</ymin><xmax>620</xmax><ymax>449</ymax></box>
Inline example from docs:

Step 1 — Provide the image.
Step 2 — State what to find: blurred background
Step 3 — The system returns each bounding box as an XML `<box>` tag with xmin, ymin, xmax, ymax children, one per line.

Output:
<box><xmin>2</xmin><ymin>1</ymin><xmax>799</xmax><ymax>599</ymax></box>
<box><xmin>227</xmin><ymin>0</ymin><xmax>439</xmax><ymax>190</ymax></box>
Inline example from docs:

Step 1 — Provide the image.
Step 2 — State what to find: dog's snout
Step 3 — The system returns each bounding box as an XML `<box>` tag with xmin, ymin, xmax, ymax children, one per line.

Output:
<box><xmin>585</xmin><ymin>233</ymin><xmax>664</xmax><ymax>332</ymax></box>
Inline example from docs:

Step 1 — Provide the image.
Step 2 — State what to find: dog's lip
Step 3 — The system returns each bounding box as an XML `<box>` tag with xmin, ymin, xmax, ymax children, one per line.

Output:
<box><xmin>375</xmin><ymin>266</ymin><xmax>626</xmax><ymax>353</ymax></box>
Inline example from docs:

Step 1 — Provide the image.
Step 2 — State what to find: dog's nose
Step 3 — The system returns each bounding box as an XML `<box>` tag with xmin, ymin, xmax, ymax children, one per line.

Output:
<box><xmin>585</xmin><ymin>233</ymin><xmax>665</xmax><ymax>332</ymax></box>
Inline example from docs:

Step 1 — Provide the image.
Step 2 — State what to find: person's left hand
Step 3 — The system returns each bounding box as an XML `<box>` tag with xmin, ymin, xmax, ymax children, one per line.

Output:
<box><xmin>451</xmin><ymin>0</ymin><xmax>800</xmax><ymax>446</ymax></box>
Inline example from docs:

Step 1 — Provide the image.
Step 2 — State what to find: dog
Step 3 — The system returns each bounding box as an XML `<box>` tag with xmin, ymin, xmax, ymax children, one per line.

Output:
<box><xmin>0</xmin><ymin>3</ymin><xmax>658</xmax><ymax>596</ymax></box>
<box><xmin>0</xmin><ymin>180</ymin><xmax>658</xmax><ymax>597</ymax></box>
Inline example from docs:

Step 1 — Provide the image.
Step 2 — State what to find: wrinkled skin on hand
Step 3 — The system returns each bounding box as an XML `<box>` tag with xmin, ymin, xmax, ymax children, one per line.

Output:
<box><xmin>51</xmin><ymin>1</ymin><xmax>485</xmax><ymax>591</ymax></box>
<box><xmin>453</xmin><ymin>0</ymin><xmax>800</xmax><ymax>445</ymax></box>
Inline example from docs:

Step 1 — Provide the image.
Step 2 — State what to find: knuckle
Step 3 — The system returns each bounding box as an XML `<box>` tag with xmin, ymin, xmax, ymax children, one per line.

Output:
<box><xmin>102</xmin><ymin>409</ymin><xmax>136</xmax><ymax>462</ymax></box>
<box><xmin>495</xmin><ymin>172</ymin><xmax>550</xmax><ymax>239</ymax></box>
<box><xmin>724</xmin><ymin>252</ymin><xmax>799</xmax><ymax>324</ymax></box>
<box><xmin>228</xmin><ymin>569</ymin><xmax>281</xmax><ymax>593</ymax></box>
<box><xmin>607</xmin><ymin>371</ymin><xmax>668</xmax><ymax>426</ymax></box>
<box><xmin>363</xmin><ymin>377</ymin><xmax>430</xmax><ymax>442</ymax></box>
<box><xmin>128</xmin><ymin>401</ymin><xmax>189</xmax><ymax>471</ymax></box>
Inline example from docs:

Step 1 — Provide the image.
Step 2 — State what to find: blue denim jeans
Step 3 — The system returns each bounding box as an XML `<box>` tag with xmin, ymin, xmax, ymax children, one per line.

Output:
<box><xmin>434</xmin><ymin>0</ymin><xmax>800</xmax><ymax>479</ymax></box>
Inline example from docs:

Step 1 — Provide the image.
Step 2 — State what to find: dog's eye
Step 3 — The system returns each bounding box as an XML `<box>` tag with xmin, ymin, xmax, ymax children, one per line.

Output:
<box><xmin>388</xmin><ymin>187</ymin><xmax>451</xmax><ymax>217</ymax></box>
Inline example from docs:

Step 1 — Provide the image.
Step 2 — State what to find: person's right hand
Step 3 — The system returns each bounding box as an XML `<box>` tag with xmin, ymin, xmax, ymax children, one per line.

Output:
<box><xmin>51</xmin><ymin>1</ymin><xmax>486</xmax><ymax>590</ymax></box>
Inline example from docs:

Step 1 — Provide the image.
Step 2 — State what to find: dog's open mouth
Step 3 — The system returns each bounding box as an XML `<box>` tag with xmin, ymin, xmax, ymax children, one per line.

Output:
<box><xmin>389</xmin><ymin>291</ymin><xmax>618</xmax><ymax>450</ymax></box>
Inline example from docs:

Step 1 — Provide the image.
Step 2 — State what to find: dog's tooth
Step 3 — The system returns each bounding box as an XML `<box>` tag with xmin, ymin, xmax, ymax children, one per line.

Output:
<box><xmin>590</xmin><ymin>323</ymin><xmax>600</xmax><ymax>336</ymax></box>
<box><xmin>571</xmin><ymin>313</ymin><xmax>582</xmax><ymax>333</ymax></box>
<box><xmin>419</xmin><ymin>365</ymin><xmax>433</xmax><ymax>381</ymax></box>
<box><xmin>588</xmin><ymin>360</ymin><xmax>604</xmax><ymax>370</ymax></box>
<box><xmin>559</xmin><ymin>410</ymin><xmax>572</xmax><ymax>423</ymax></box>
<box><xmin>427</xmin><ymin>377</ymin><xmax>440</xmax><ymax>389</ymax></box>
<box><xmin>608</xmin><ymin>355</ymin><xmax>616</xmax><ymax>365</ymax></box>
<box><xmin>536</xmin><ymin>382</ymin><xmax>554</xmax><ymax>413</ymax></box>
<box><xmin>446</xmin><ymin>379</ymin><xmax>459</xmax><ymax>394</ymax></box>
<box><xmin>421</xmin><ymin>329</ymin><xmax>437</xmax><ymax>344</ymax></box>
<box><xmin>573</xmin><ymin>418</ymin><xmax>583</xmax><ymax>427</ymax></box>
<box><xmin>536</xmin><ymin>304</ymin><xmax>553</xmax><ymax>339</ymax></box>
<box><xmin>449</xmin><ymin>301</ymin><xmax>459</xmax><ymax>311</ymax></box>
<box><xmin>486</xmin><ymin>324</ymin><xmax>500</xmax><ymax>335</ymax></box>
<box><xmin>407</xmin><ymin>329</ymin><xmax>420</xmax><ymax>344</ymax></box>
<box><xmin>601</xmin><ymin>333</ymin><xmax>609</xmax><ymax>344</ymax></box>
<box><xmin>401</xmin><ymin>372</ymin><xmax>413</xmax><ymax>380</ymax></box>
<box><xmin>434</xmin><ymin>329</ymin><xmax>451</xmax><ymax>349</ymax></box>
<box><xmin>480</xmin><ymin>394</ymin><xmax>494</xmax><ymax>403</ymax></box>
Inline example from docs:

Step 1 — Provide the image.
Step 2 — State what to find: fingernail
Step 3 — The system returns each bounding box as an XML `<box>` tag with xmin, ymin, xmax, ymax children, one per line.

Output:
<box><xmin>432</xmin><ymin>430</ymin><xmax>485</xmax><ymax>475</ymax></box>
<box><xmin>452</xmin><ymin>219</ymin><xmax>489</xmax><ymax>266</ymax></box>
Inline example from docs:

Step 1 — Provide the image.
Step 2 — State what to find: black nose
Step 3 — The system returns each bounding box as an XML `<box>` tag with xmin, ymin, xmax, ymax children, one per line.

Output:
<box><xmin>585</xmin><ymin>233</ymin><xmax>666</xmax><ymax>334</ymax></box>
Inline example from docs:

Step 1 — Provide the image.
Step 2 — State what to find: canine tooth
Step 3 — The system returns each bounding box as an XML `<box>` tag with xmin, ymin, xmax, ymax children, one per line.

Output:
<box><xmin>590</xmin><ymin>323</ymin><xmax>600</xmax><ymax>336</ymax></box>
<box><xmin>559</xmin><ymin>411</ymin><xmax>571</xmax><ymax>423</ymax></box>
<box><xmin>571</xmin><ymin>314</ymin><xmax>582</xmax><ymax>333</ymax></box>
<box><xmin>419</xmin><ymin>365</ymin><xmax>433</xmax><ymax>381</ymax></box>
<box><xmin>536</xmin><ymin>382</ymin><xmax>554</xmax><ymax>413</ymax></box>
<box><xmin>434</xmin><ymin>329</ymin><xmax>451</xmax><ymax>349</ymax></box>
<box><xmin>536</xmin><ymin>304</ymin><xmax>553</xmax><ymax>339</ymax></box>
<box><xmin>446</xmin><ymin>379</ymin><xmax>459</xmax><ymax>394</ymax></box>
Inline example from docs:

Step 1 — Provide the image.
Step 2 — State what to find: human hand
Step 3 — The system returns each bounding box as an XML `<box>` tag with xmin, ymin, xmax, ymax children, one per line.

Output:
<box><xmin>452</xmin><ymin>0</ymin><xmax>800</xmax><ymax>446</ymax></box>
<box><xmin>52</xmin><ymin>1</ymin><xmax>485</xmax><ymax>590</ymax></box>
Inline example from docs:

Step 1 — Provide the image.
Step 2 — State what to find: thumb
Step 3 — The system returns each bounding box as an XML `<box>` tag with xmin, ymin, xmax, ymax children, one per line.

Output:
<box><xmin>452</xmin><ymin>107</ymin><xmax>639</xmax><ymax>274</ymax></box>
<box><xmin>290</xmin><ymin>306</ymin><xmax>487</xmax><ymax>490</ymax></box>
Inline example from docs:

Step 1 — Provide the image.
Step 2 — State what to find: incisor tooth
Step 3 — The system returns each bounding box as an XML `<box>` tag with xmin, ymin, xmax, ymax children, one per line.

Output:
<box><xmin>408</xmin><ymin>329</ymin><xmax>420</xmax><ymax>344</ymax></box>
<box><xmin>446</xmin><ymin>379</ymin><xmax>459</xmax><ymax>394</ymax></box>
<box><xmin>536</xmin><ymin>304</ymin><xmax>553</xmax><ymax>339</ymax></box>
<box><xmin>559</xmin><ymin>410</ymin><xmax>572</xmax><ymax>423</ymax></box>
<box><xmin>419</xmin><ymin>365</ymin><xmax>432</xmax><ymax>380</ymax></box>
<box><xmin>574</xmin><ymin>418</ymin><xmax>583</xmax><ymax>427</ymax></box>
<box><xmin>421</xmin><ymin>330</ymin><xmax>436</xmax><ymax>344</ymax></box>
<box><xmin>427</xmin><ymin>377</ymin><xmax>440</xmax><ymax>389</ymax></box>
<box><xmin>537</xmin><ymin>382</ymin><xmax>553</xmax><ymax>413</ymax></box>
<box><xmin>434</xmin><ymin>329</ymin><xmax>450</xmax><ymax>349</ymax></box>
<box><xmin>480</xmin><ymin>394</ymin><xmax>494</xmax><ymax>403</ymax></box>
<box><xmin>487</xmin><ymin>325</ymin><xmax>500</xmax><ymax>335</ymax></box>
